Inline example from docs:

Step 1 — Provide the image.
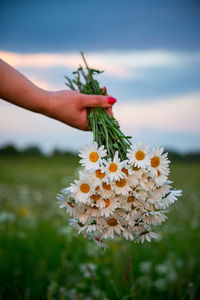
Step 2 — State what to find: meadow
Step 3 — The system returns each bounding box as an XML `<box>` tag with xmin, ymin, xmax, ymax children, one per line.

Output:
<box><xmin>0</xmin><ymin>156</ymin><xmax>200</xmax><ymax>300</ymax></box>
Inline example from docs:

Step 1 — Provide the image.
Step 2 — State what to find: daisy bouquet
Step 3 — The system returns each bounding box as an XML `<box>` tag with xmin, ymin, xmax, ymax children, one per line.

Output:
<box><xmin>57</xmin><ymin>52</ymin><xmax>182</xmax><ymax>248</ymax></box>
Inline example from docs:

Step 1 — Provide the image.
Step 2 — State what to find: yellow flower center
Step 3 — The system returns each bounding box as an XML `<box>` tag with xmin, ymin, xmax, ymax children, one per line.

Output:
<box><xmin>122</xmin><ymin>167</ymin><xmax>128</xmax><ymax>175</ymax></box>
<box><xmin>95</xmin><ymin>169</ymin><xmax>105</xmax><ymax>179</ymax></box>
<box><xmin>116</xmin><ymin>178</ymin><xmax>126</xmax><ymax>188</ymax></box>
<box><xmin>104</xmin><ymin>199</ymin><xmax>111</xmax><ymax>208</ymax></box>
<box><xmin>80</xmin><ymin>183</ymin><xmax>90</xmax><ymax>193</ymax></box>
<box><xmin>89</xmin><ymin>151</ymin><xmax>99</xmax><ymax>162</ymax></box>
<box><xmin>135</xmin><ymin>150</ymin><xmax>145</xmax><ymax>161</ymax></box>
<box><xmin>95</xmin><ymin>237</ymin><xmax>100</xmax><ymax>242</ymax></box>
<box><xmin>91</xmin><ymin>194</ymin><xmax>100</xmax><ymax>200</ymax></box>
<box><xmin>109</xmin><ymin>163</ymin><xmax>118</xmax><ymax>172</ymax></box>
<box><xmin>102</xmin><ymin>182</ymin><xmax>111</xmax><ymax>190</ymax></box>
<box><xmin>95</xmin><ymin>186</ymin><xmax>100</xmax><ymax>191</ymax></box>
<box><xmin>157</xmin><ymin>170</ymin><xmax>161</xmax><ymax>177</ymax></box>
<box><xmin>107</xmin><ymin>218</ymin><xmax>118</xmax><ymax>226</ymax></box>
<box><xmin>132</xmin><ymin>166</ymin><xmax>140</xmax><ymax>171</ymax></box>
<box><xmin>67</xmin><ymin>201</ymin><xmax>74</xmax><ymax>208</ymax></box>
<box><xmin>151</xmin><ymin>156</ymin><xmax>160</xmax><ymax>168</ymax></box>
<box><xmin>92</xmin><ymin>206</ymin><xmax>98</xmax><ymax>210</ymax></box>
<box><xmin>127</xmin><ymin>196</ymin><xmax>135</xmax><ymax>203</ymax></box>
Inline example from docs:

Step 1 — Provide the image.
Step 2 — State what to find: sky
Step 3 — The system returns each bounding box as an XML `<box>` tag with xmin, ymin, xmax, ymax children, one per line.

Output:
<box><xmin>0</xmin><ymin>0</ymin><xmax>200</xmax><ymax>153</ymax></box>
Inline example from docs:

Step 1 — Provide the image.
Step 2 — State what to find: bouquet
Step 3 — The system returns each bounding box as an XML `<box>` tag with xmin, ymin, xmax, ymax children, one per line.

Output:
<box><xmin>57</xmin><ymin>52</ymin><xmax>182</xmax><ymax>249</ymax></box>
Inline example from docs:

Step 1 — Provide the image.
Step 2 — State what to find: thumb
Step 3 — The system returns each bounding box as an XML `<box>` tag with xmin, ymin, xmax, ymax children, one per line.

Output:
<box><xmin>81</xmin><ymin>94</ymin><xmax>117</xmax><ymax>109</ymax></box>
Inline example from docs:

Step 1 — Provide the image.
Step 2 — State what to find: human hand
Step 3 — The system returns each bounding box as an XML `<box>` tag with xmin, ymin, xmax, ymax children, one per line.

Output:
<box><xmin>42</xmin><ymin>89</ymin><xmax>116</xmax><ymax>131</ymax></box>
<box><xmin>0</xmin><ymin>59</ymin><xmax>116</xmax><ymax>131</ymax></box>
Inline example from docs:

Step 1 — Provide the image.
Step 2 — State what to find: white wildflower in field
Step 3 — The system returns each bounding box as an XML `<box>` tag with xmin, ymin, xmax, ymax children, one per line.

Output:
<box><xmin>57</xmin><ymin>52</ymin><xmax>182</xmax><ymax>249</ymax></box>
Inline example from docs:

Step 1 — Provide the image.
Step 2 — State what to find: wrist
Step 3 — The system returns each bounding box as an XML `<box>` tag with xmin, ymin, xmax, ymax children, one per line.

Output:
<box><xmin>33</xmin><ymin>88</ymin><xmax>51</xmax><ymax>115</ymax></box>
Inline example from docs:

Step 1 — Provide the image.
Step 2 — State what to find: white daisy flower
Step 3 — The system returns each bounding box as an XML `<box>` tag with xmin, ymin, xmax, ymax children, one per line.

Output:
<box><xmin>65</xmin><ymin>201</ymin><xmax>76</xmax><ymax>217</ymax></box>
<box><xmin>93</xmin><ymin>236</ymin><xmax>109</xmax><ymax>249</ymax></box>
<box><xmin>153</xmin><ymin>172</ymin><xmax>169</xmax><ymax>187</ymax></box>
<box><xmin>122</xmin><ymin>194</ymin><xmax>144</xmax><ymax>211</ymax></box>
<box><xmin>69</xmin><ymin>219</ymin><xmax>88</xmax><ymax>237</ymax></box>
<box><xmin>112</xmin><ymin>176</ymin><xmax>133</xmax><ymax>195</ymax></box>
<box><xmin>90</xmin><ymin>167</ymin><xmax>106</xmax><ymax>187</ymax></box>
<box><xmin>149</xmin><ymin>147</ymin><xmax>170</xmax><ymax>177</ymax></box>
<box><xmin>121</xmin><ymin>165</ymin><xmax>133</xmax><ymax>176</ymax></box>
<box><xmin>57</xmin><ymin>191</ymin><xmax>77</xmax><ymax>217</ymax></box>
<box><xmin>79</xmin><ymin>142</ymin><xmax>107</xmax><ymax>171</ymax></box>
<box><xmin>144</xmin><ymin>202</ymin><xmax>155</xmax><ymax>211</ymax></box>
<box><xmin>56</xmin><ymin>193</ymin><xmax>71</xmax><ymax>208</ymax></box>
<box><xmin>134</xmin><ymin>188</ymin><xmax>148</xmax><ymax>202</ymax></box>
<box><xmin>132</xmin><ymin>224</ymin><xmax>146</xmax><ymax>235</ymax></box>
<box><xmin>113</xmin><ymin>209</ymin><xmax>129</xmax><ymax>226</ymax></box>
<box><xmin>79</xmin><ymin>224</ymin><xmax>98</xmax><ymax>234</ymax></box>
<box><xmin>86</xmin><ymin>205</ymin><xmax>101</xmax><ymax>217</ymax></box>
<box><xmin>100</xmin><ymin>181</ymin><xmax>115</xmax><ymax>198</ymax></box>
<box><xmin>58</xmin><ymin>199</ymin><xmax>76</xmax><ymax>217</ymax></box>
<box><xmin>155</xmin><ymin>189</ymin><xmax>182</xmax><ymax>209</ymax></box>
<box><xmin>90</xmin><ymin>193</ymin><xmax>107</xmax><ymax>209</ymax></box>
<box><xmin>128</xmin><ymin>173</ymin><xmax>139</xmax><ymax>187</ymax></box>
<box><xmin>131</xmin><ymin>167</ymin><xmax>146</xmax><ymax>180</ymax></box>
<box><xmin>139</xmin><ymin>174</ymin><xmax>155</xmax><ymax>191</ymax></box>
<box><xmin>100</xmin><ymin>196</ymin><xmax>119</xmax><ymax>217</ymax></box>
<box><xmin>135</xmin><ymin>231</ymin><xmax>159</xmax><ymax>243</ymax></box>
<box><xmin>123</xmin><ymin>229</ymin><xmax>134</xmax><ymax>240</ymax></box>
<box><xmin>127</xmin><ymin>143</ymin><xmax>150</xmax><ymax>168</ymax></box>
<box><xmin>60</xmin><ymin>186</ymin><xmax>71</xmax><ymax>195</ymax></box>
<box><xmin>104</xmin><ymin>151</ymin><xmax>126</xmax><ymax>182</ymax></box>
<box><xmin>125</xmin><ymin>207</ymin><xmax>144</xmax><ymax>225</ymax></box>
<box><xmin>77</xmin><ymin>212</ymin><xmax>89</xmax><ymax>224</ymax></box>
<box><xmin>101</xmin><ymin>217</ymin><xmax>125</xmax><ymax>239</ymax></box>
<box><xmin>142</xmin><ymin>211</ymin><xmax>167</xmax><ymax>225</ymax></box>
<box><xmin>148</xmin><ymin>184</ymin><xmax>171</xmax><ymax>204</ymax></box>
<box><xmin>69</xmin><ymin>171</ymin><xmax>93</xmax><ymax>204</ymax></box>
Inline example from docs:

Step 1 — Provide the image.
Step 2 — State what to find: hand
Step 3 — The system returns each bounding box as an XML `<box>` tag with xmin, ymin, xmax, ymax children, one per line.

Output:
<box><xmin>0</xmin><ymin>59</ymin><xmax>117</xmax><ymax>131</ymax></box>
<box><xmin>42</xmin><ymin>90</ymin><xmax>116</xmax><ymax>131</ymax></box>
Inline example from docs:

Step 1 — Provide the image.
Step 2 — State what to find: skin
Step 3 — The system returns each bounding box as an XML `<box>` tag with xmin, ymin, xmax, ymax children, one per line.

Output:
<box><xmin>0</xmin><ymin>59</ymin><xmax>115</xmax><ymax>131</ymax></box>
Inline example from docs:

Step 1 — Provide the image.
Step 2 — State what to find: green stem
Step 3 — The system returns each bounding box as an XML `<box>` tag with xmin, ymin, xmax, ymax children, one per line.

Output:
<box><xmin>64</xmin><ymin>52</ymin><xmax>133</xmax><ymax>160</ymax></box>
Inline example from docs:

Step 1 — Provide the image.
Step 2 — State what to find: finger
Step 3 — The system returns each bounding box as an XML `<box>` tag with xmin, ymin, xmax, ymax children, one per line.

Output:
<box><xmin>81</xmin><ymin>94</ymin><xmax>117</xmax><ymax>109</ymax></box>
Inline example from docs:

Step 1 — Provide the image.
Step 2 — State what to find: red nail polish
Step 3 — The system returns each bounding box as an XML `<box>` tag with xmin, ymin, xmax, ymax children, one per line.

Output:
<box><xmin>107</xmin><ymin>97</ymin><xmax>117</xmax><ymax>105</ymax></box>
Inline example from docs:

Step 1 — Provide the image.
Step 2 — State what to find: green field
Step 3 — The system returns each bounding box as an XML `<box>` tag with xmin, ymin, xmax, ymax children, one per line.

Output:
<box><xmin>0</xmin><ymin>156</ymin><xmax>200</xmax><ymax>300</ymax></box>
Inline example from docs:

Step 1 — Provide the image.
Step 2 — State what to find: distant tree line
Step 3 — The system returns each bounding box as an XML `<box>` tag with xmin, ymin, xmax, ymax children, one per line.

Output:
<box><xmin>0</xmin><ymin>144</ymin><xmax>200</xmax><ymax>162</ymax></box>
<box><xmin>0</xmin><ymin>144</ymin><xmax>78</xmax><ymax>159</ymax></box>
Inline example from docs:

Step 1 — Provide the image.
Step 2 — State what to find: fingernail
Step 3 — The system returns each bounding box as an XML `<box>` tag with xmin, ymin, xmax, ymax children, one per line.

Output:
<box><xmin>107</xmin><ymin>97</ymin><xmax>117</xmax><ymax>105</ymax></box>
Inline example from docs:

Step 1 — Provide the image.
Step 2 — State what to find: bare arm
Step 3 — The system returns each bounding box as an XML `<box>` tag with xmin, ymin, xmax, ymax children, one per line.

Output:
<box><xmin>0</xmin><ymin>59</ymin><xmax>116</xmax><ymax>130</ymax></box>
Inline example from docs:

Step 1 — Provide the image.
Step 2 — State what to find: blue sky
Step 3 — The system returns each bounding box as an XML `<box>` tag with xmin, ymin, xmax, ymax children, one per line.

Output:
<box><xmin>0</xmin><ymin>0</ymin><xmax>200</xmax><ymax>153</ymax></box>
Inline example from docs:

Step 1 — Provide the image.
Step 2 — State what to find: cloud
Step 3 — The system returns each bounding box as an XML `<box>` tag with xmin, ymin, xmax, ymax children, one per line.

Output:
<box><xmin>1</xmin><ymin>50</ymin><xmax>200</xmax><ymax>80</ymax></box>
<box><xmin>0</xmin><ymin>92</ymin><xmax>199</xmax><ymax>152</ymax></box>
<box><xmin>0</xmin><ymin>51</ymin><xmax>130</xmax><ymax>79</ymax></box>
<box><xmin>114</xmin><ymin>92</ymin><xmax>200</xmax><ymax>134</ymax></box>
<box><xmin>27</xmin><ymin>76</ymin><xmax>52</xmax><ymax>90</ymax></box>
<box><xmin>1</xmin><ymin>92</ymin><xmax>199</xmax><ymax>137</ymax></box>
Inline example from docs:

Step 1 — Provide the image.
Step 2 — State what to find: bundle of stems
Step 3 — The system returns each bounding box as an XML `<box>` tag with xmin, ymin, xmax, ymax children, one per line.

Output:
<box><xmin>64</xmin><ymin>52</ymin><xmax>132</xmax><ymax>160</ymax></box>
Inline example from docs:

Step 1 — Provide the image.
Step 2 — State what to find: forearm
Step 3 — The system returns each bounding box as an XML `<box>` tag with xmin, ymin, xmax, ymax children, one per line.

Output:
<box><xmin>0</xmin><ymin>58</ymin><xmax>115</xmax><ymax>130</ymax></box>
<box><xmin>0</xmin><ymin>59</ymin><xmax>47</xmax><ymax>113</ymax></box>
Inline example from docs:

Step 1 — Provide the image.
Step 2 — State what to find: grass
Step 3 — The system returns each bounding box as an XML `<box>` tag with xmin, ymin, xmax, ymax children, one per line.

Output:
<box><xmin>0</xmin><ymin>156</ymin><xmax>200</xmax><ymax>299</ymax></box>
